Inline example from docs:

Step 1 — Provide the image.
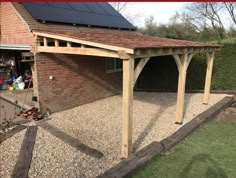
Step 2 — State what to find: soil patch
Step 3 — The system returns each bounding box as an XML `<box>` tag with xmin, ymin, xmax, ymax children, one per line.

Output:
<box><xmin>216</xmin><ymin>107</ymin><xmax>236</xmax><ymax>122</ymax></box>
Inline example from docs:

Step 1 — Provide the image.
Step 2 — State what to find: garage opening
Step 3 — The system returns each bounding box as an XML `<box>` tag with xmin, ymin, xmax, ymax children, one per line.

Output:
<box><xmin>0</xmin><ymin>45</ymin><xmax>37</xmax><ymax>107</ymax></box>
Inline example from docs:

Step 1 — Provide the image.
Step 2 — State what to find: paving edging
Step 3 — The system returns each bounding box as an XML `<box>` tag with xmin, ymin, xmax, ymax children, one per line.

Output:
<box><xmin>98</xmin><ymin>95</ymin><xmax>234</xmax><ymax>178</ymax></box>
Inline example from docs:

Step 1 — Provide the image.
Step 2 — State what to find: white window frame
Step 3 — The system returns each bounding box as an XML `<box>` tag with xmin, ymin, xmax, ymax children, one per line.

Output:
<box><xmin>105</xmin><ymin>58</ymin><xmax>123</xmax><ymax>73</ymax></box>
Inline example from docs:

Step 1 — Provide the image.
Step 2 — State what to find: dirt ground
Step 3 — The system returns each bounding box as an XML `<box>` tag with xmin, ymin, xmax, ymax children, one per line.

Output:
<box><xmin>216</xmin><ymin>106</ymin><xmax>236</xmax><ymax>122</ymax></box>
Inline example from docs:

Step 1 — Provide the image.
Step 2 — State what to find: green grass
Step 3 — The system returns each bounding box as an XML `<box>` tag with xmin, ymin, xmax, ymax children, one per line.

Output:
<box><xmin>128</xmin><ymin>120</ymin><xmax>236</xmax><ymax>178</ymax></box>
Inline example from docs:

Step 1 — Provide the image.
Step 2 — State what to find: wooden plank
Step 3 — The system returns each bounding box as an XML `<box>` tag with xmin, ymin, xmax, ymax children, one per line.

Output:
<box><xmin>122</xmin><ymin>57</ymin><xmax>134</xmax><ymax>158</ymax></box>
<box><xmin>98</xmin><ymin>142</ymin><xmax>164</xmax><ymax>178</ymax></box>
<box><xmin>37</xmin><ymin>46</ymin><xmax>120</xmax><ymax>58</ymax></box>
<box><xmin>0</xmin><ymin>125</ymin><xmax>27</xmax><ymax>143</ymax></box>
<box><xmin>38</xmin><ymin>122</ymin><xmax>103</xmax><ymax>159</ymax></box>
<box><xmin>98</xmin><ymin>96</ymin><xmax>233</xmax><ymax>178</ymax></box>
<box><xmin>34</xmin><ymin>32</ymin><xmax>134</xmax><ymax>54</ymax></box>
<box><xmin>203</xmin><ymin>52</ymin><xmax>215</xmax><ymax>104</ymax></box>
<box><xmin>12</xmin><ymin>126</ymin><xmax>38</xmax><ymax>178</ymax></box>
<box><xmin>133</xmin><ymin>57</ymin><xmax>150</xmax><ymax>86</ymax></box>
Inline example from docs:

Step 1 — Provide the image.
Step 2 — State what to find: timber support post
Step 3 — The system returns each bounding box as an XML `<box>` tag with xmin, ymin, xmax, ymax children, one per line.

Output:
<box><xmin>173</xmin><ymin>53</ymin><xmax>193</xmax><ymax>124</ymax></box>
<box><xmin>122</xmin><ymin>57</ymin><xmax>134</xmax><ymax>158</ymax></box>
<box><xmin>203</xmin><ymin>52</ymin><xmax>214</xmax><ymax>104</ymax></box>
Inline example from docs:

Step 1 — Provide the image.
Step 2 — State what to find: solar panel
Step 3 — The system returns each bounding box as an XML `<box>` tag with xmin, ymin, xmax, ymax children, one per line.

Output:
<box><xmin>21</xmin><ymin>2</ymin><xmax>135</xmax><ymax>30</ymax></box>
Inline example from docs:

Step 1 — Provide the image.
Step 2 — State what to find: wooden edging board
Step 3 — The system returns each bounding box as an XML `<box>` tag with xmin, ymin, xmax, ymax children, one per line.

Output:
<box><xmin>98</xmin><ymin>96</ymin><xmax>234</xmax><ymax>178</ymax></box>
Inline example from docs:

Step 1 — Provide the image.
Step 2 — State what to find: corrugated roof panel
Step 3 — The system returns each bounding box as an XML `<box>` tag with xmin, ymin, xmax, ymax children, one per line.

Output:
<box><xmin>21</xmin><ymin>2</ymin><xmax>135</xmax><ymax>30</ymax></box>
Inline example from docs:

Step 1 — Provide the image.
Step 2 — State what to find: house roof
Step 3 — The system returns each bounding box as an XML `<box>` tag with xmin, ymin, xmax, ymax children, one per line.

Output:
<box><xmin>35</xmin><ymin>30</ymin><xmax>221</xmax><ymax>51</ymax></box>
<box><xmin>21</xmin><ymin>2</ymin><xmax>135</xmax><ymax>30</ymax></box>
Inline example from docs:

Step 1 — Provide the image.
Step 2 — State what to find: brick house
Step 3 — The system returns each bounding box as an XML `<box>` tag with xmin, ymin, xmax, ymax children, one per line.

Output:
<box><xmin>1</xmin><ymin>2</ymin><xmax>220</xmax><ymax>157</ymax></box>
<box><xmin>0</xmin><ymin>2</ymin><xmax>139</xmax><ymax>112</ymax></box>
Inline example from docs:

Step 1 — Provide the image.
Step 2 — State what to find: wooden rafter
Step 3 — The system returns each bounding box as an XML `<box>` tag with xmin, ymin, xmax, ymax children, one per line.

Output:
<box><xmin>33</xmin><ymin>32</ymin><xmax>134</xmax><ymax>54</ymax></box>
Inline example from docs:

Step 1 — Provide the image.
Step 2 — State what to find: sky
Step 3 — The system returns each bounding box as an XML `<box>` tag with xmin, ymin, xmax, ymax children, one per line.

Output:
<box><xmin>121</xmin><ymin>2</ymin><xmax>189</xmax><ymax>27</ymax></box>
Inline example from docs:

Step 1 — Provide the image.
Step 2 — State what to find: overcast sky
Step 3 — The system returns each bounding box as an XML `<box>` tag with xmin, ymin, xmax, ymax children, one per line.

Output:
<box><xmin>119</xmin><ymin>2</ymin><xmax>232</xmax><ymax>29</ymax></box>
<box><xmin>122</xmin><ymin>2</ymin><xmax>189</xmax><ymax>27</ymax></box>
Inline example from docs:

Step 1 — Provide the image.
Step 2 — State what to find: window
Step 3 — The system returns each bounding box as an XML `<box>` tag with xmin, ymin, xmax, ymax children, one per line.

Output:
<box><xmin>106</xmin><ymin>58</ymin><xmax>123</xmax><ymax>72</ymax></box>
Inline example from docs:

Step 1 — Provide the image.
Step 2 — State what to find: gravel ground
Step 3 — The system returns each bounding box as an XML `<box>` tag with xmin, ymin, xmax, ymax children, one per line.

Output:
<box><xmin>0</xmin><ymin>92</ymin><xmax>228</xmax><ymax>178</ymax></box>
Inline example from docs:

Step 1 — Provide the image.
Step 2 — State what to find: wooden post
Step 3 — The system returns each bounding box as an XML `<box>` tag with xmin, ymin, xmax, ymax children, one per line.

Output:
<box><xmin>173</xmin><ymin>54</ymin><xmax>192</xmax><ymax>124</ymax></box>
<box><xmin>122</xmin><ymin>57</ymin><xmax>134</xmax><ymax>158</ymax></box>
<box><xmin>55</xmin><ymin>40</ymin><xmax>59</xmax><ymax>47</ymax></box>
<box><xmin>203</xmin><ymin>52</ymin><xmax>214</xmax><ymax>104</ymax></box>
<box><xmin>43</xmin><ymin>37</ymin><xmax>47</xmax><ymax>47</ymax></box>
<box><xmin>67</xmin><ymin>42</ymin><xmax>71</xmax><ymax>47</ymax></box>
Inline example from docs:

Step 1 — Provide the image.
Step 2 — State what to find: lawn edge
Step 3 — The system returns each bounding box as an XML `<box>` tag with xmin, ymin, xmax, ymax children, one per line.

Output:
<box><xmin>97</xmin><ymin>95</ymin><xmax>234</xmax><ymax>178</ymax></box>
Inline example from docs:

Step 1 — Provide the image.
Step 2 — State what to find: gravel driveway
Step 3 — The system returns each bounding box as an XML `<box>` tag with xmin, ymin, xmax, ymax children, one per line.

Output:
<box><xmin>0</xmin><ymin>92</ymin><xmax>228</xmax><ymax>178</ymax></box>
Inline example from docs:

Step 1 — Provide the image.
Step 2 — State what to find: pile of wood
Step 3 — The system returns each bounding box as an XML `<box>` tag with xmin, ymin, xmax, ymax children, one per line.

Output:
<box><xmin>17</xmin><ymin>107</ymin><xmax>43</xmax><ymax>121</ymax></box>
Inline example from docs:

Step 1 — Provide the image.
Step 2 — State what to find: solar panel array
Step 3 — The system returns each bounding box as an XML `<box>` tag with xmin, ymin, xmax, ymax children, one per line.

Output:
<box><xmin>21</xmin><ymin>2</ymin><xmax>135</xmax><ymax>30</ymax></box>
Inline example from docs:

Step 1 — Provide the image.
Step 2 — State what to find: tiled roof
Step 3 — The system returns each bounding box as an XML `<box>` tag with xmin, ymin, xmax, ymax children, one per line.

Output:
<box><xmin>36</xmin><ymin>30</ymin><xmax>221</xmax><ymax>50</ymax></box>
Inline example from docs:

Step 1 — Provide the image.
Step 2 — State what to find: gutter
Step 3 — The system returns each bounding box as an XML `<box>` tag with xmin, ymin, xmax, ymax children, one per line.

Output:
<box><xmin>0</xmin><ymin>44</ymin><xmax>30</xmax><ymax>51</ymax></box>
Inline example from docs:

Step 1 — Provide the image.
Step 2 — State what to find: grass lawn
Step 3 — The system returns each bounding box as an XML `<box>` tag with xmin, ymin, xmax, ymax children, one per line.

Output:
<box><xmin>128</xmin><ymin>120</ymin><xmax>236</xmax><ymax>178</ymax></box>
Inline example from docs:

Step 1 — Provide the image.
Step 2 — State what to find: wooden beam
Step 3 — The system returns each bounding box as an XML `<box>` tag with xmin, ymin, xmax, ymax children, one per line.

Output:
<box><xmin>37</xmin><ymin>46</ymin><xmax>120</xmax><ymax>58</ymax></box>
<box><xmin>33</xmin><ymin>32</ymin><xmax>134</xmax><ymax>54</ymax></box>
<box><xmin>11</xmin><ymin>126</ymin><xmax>38</xmax><ymax>178</ymax></box>
<box><xmin>173</xmin><ymin>53</ymin><xmax>193</xmax><ymax>124</ymax></box>
<box><xmin>118</xmin><ymin>50</ymin><xmax>132</xmax><ymax>59</ymax></box>
<box><xmin>203</xmin><ymin>52</ymin><xmax>215</xmax><ymax>104</ymax></box>
<box><xmin>134</xmin><ymin>47</ymin><xmax>220</xmax><ymax>58</ymax></box>
<box><xmin>122</xmin><ymin>57</ymin><xmax>134</xmax><ymax>158</ymax></box>
<box><xmin>133</xmin><ymin>57</ymin><xmax>150</xmax><ymax>86</ymax></box>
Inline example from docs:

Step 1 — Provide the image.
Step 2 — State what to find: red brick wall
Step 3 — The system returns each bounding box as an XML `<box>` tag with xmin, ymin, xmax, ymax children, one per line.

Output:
<box><xmin>35</xmin><ymin>53</ymin><xmax>122</xmax><ymax>113</ymax></box>
<box><xmin>0</xmin><ymin>2</ymin><xmax>33</xmax><ymax>45</ymax></box>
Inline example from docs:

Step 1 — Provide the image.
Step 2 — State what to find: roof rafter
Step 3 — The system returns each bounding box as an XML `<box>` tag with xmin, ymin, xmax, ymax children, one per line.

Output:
<box><xmin>33</xmin><ymin>32</ymin><xmax>134</xmax><ymax>54</ymax></box>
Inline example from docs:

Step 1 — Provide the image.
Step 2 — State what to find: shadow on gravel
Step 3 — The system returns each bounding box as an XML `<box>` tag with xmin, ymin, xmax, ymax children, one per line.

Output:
<box><xmin>133</xmin><ymin>93</ymin><xmax>191</xmax><ymax>152</ymax></box>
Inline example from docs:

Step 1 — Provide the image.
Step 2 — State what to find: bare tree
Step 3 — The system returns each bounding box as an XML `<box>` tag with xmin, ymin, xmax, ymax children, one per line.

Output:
<box><xmin>110</xmin><ymin>2</ymin><xmax>128</xmax><ymax>12</ymax></box>
<box><xmin>185</xmin><ymin>2</ymin><xmax>227</xmax><ymax>39</ymax></box>
<box><xmin>109</xmin><ymin>2</ymin><xmax>141</xmax><ymax>25</ymax></box>
<box><xmin>224</xmin><ymin>2</ymin><xmax>236</xmax><ymax>26</ymax></box>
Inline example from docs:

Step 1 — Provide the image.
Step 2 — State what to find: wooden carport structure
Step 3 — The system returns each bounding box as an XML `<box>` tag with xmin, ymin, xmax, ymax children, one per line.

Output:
<box><xmin>33</xmin><ymin>31</ymin><xmax>221</xmax><ymax>158</ymax></box>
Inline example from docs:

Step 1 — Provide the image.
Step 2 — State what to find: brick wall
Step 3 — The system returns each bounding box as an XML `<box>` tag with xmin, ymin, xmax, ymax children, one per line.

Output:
<box><xmin>35</xmin><ymin>53</ymin><xmax>122</xmax><ymax>113</ymax></box>
<box><xmin>0</xmin><ymin>2</ymin><xmax>34</xmax><ymax>45</ymax></box>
